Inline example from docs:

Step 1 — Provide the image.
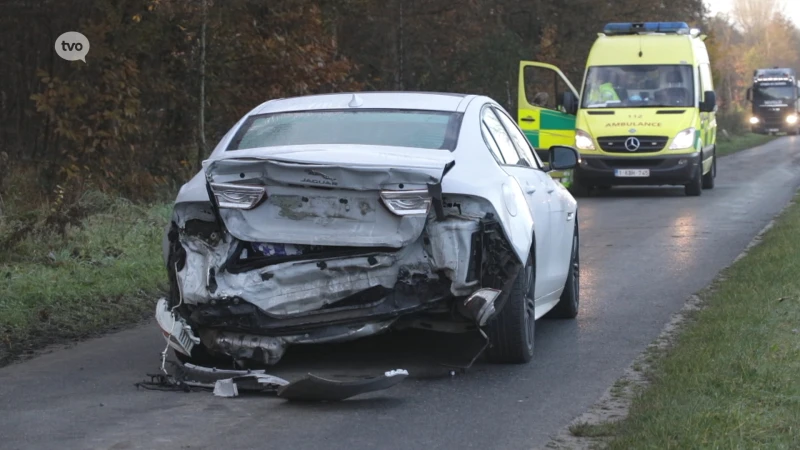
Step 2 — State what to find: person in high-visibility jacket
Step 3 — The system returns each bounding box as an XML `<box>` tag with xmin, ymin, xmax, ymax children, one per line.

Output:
<box><xmin>587</xmin><ymin>74</ymin><xmax>620</xmax><ymax>104</ymax></box>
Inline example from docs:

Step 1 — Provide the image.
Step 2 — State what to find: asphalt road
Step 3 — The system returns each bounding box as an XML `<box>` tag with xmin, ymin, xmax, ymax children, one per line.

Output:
<box><xmin>2</xmin><ymin>136</ymin><xmax>799</xmax><ymax>450</ymax></box>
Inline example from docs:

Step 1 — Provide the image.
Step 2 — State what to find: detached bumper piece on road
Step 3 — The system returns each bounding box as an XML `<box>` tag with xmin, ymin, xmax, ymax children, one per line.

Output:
<box><xmin>135</xmin><ymin>358</ymin><xmax>409</xmax><ymax>402</ymax></box>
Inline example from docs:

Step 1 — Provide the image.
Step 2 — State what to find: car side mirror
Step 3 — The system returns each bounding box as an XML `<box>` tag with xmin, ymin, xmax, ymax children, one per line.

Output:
<box><xmin>700</xmin><ymin>90</ymin><xmax>717</xmax><ymax>113</ymax></box>
<box><xmin>560</xmin><ymin>91</ymin><xmax>579</xmax><ymax>115</ymax></box>
<box><xmin>746</xmin><ymin>87</ymin><xmax>753</xmax><ymax>103</ymax></box>
<box><xmin>549</xmin><ymin>145</ymin><xmax>579</xmax><ymax>171</ymax></box>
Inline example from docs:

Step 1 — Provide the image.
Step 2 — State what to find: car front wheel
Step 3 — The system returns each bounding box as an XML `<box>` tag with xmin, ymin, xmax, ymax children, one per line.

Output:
<box><xmin>547</xmin><ymin>221</ymin><xmax>580</xmax><ymax>319</ymax></box>
<box><xmin>486</xmin><ymin>252</ymin><xmax>536</xmax><ymax>364</ymax></box>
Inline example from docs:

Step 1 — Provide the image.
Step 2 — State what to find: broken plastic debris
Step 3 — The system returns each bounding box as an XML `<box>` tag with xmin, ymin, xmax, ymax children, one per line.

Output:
<box><xmin>146</xmin><ymin>359</ymin><xmax>406</xmax><ymax>401</ymax></box>
<box><xmin>230</xmin><ymin>373</ymin><xmax>290</xmax><ymax>392</ymax></box>
<box><xmin>276</xmin><ymin>370</ymin><xmax>409</xmax><ymax>402</ymax></box>
<box><xmin>462</xmin><ymin>288</ymin><xmax>501</xmax><ymax>327</ymax></box>
<box><xmin>181</xmin><ymin>362</ymin><xmax>268</xmax><ymax>378</ymax></box>
<box><xmin>212</xmin><ymin>373</ymin><xmax>290</xmax><ymax>397</ymax></box>
<box><xmin>213</xmin><ymin>379</ymin><xmax>239</xmax><ymax>398</ymax></box>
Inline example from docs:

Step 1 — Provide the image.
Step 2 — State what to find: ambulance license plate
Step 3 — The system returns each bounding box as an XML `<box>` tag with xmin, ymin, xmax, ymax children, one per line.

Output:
<box><xmin>614</xmin><ymin>169</ymin><xmax>650</xmax><ymax>177</ymax></box>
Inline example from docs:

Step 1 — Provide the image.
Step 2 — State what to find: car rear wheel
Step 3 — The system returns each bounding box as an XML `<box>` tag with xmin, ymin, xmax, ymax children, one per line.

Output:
<box><xmin>702</xmin><ymin>150</ymin><xmax>716</xmax><ymax>190</ymax></box>
<box><xmin>685</xmin><ymin>157</ymin><xmax>703</xmax><ymax>196</ymax></box>
<box><xmin>547</xmin><ymin>221</ymin><xmax>580</xmax><ymax>319</ymax></box>
<box><xmin>486</xmin><ymin>252</ymin><xmax>535</xmax><ymax>364</ymax></box>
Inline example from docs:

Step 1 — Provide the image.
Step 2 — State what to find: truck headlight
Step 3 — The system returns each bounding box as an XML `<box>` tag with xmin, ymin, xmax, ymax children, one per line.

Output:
<box><xmin>749</xmin><ymin>117</ymin><xmax>760</xmax><ymax>124</ymax></box>
<box><xmin>669</xmin><ymin>127</ymin><xmax>696</xmax><ymax>150</ymax></box>
<box><xmin>787</xmin><ymin>115</ymin><xmax>798</xmax><ymax>125</ymax></box>
<box><xmin>575</xmin><ymin>129</ymin><xmax>595</xmax><ymax>150</ymax></box>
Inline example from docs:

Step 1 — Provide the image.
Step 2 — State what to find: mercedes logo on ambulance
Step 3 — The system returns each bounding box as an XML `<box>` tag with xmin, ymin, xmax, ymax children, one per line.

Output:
<box><xmin>624</xmin><ymin>137</ymin><xmax>641</xmax><ymax>152</ymax></box>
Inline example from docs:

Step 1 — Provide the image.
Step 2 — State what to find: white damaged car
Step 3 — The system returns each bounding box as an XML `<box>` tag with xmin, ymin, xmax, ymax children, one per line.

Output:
<box><xmin>157</xmin><ymin>92</ymin><xmax>581</xmax><ymax>366</ymax></box>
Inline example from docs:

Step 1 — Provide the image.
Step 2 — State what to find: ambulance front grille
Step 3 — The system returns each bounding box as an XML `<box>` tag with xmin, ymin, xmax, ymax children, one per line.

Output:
<box><xmin>598</xmin><ymin>136</ymin><xmax>669</xmax><ymax>153</ymax></box>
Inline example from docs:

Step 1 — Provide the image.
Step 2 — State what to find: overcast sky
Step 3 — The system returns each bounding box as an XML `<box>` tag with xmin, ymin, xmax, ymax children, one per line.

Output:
<box><xmin>705</xmin><ymin>0</ymin><xmax>800</xmax><ymax>25</ymax></box>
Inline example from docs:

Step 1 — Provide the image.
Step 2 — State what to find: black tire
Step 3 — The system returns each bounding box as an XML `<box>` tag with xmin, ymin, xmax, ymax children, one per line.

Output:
<box><xmin>569</xmin><ymin>176</ymin><xmax>591</xmax><ymax>197</ymax></box>
<box><xmin>547</xmin><ymin>221</ymin><xmax>580</xmax><ymax>319</ymax></box>
<box><xmin>685</xmin><ymin>156</ymin><xmax>703</xmax><ymax>196</ymax></box>
<box><xmin>486</xmin><ymin>252</ymin><xmax>536</xmax><ymax>364</ymax></box>
<box><xmin>702</xmin><ymin>150</ymin><xmax>716</xmax><ymax>190</ymax></box>
<box><xmin>790</xmin><ymin>128</ymin><xmax>799</xmax><ymax>136</ymax></box>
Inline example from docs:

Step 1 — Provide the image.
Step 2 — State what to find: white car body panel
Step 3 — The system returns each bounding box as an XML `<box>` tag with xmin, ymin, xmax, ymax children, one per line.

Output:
<box><xmin>163</xmin><ymin>91</ymin><xmax>578</xmax><ymax>364</ymax></box>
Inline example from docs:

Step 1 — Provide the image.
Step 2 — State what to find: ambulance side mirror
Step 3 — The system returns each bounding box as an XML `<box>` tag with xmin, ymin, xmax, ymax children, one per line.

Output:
<box><xmin>700</xmin><ymin>90</ymin><xmax>717</xmax><ymax>113</ymax></box>
<box><xmin>560</xmin><ymin>91</ymin><xmax>579</xmax><ymax>115</ymax></box>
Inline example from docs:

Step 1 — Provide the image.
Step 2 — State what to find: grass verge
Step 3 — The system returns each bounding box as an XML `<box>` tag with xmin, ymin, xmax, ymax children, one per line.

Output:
<box><xmin>581</xmin><ymin>196</ymin><xmax>800</xmax><ymax>449</ymax></box>
<box><xmin>716</xmin><ymin>132</ymin><xmax>780</xmax><ymax>156</ymax></box>
<box><xmin>0</xmin><ymin>192</ymin><xmax>170</xmax><ymax>366</ymax></box>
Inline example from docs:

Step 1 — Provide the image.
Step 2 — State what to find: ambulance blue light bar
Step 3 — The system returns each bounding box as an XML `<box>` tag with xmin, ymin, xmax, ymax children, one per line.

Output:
<box><xmin>603</xmin><ymin>22</ymin><xmax>691</xmax><ymax>35</ymax></box>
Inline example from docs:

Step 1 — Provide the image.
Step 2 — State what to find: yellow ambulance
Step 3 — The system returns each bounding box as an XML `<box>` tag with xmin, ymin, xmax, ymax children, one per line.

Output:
<box><xmin>518</xmin><ymin>22</ymin><xmax>717</xmax><ymax>196</ymax></box>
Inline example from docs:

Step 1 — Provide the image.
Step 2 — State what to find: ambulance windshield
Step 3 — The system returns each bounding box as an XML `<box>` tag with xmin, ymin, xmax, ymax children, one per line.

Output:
<box><xmin>582</xmin><ymin>65</ymin><xmax>694</xmax><ymax>108</ymax></box>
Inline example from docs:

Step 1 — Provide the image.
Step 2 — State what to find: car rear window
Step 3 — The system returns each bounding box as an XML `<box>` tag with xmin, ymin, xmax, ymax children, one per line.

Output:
<box><xmin>227</xmin><ymin>109</ymin><xmax>463</xmax><ymax>151</ymax></box>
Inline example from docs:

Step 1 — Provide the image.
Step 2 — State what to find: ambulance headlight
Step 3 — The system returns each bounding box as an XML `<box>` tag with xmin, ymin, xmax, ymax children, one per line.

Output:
<box><xmin>787</xmin><ymin>115</ymin><xmax>798</xmax><ymax>125</ymax></box>
<box><xmin>575</xmin><ymin>129</ymin><xmax>596</xmax><ymax>150</ymax></box>
<box><xmin>669</xmin><ymin>127</ymin><xmax>696</xmax><ymax>150</ymax></box>
<box><xmin>749</xmin><ymin>116</ymin><xmax>760</xmax><ymax>124</ymax></box>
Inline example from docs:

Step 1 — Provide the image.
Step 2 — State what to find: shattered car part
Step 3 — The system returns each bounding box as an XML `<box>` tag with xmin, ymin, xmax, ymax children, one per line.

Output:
<box><xmin>155</xmin><ymin>297</ymin><xmax>199</xmax><ymax>356</ymax></box>
<box><xmin>180</xmin><ymin>362</ymin><xmax>265</xmax><ymax>379</ymax></box>
<box><xmin>213</xmin><ymin>373</ymin><xmax>291</xmax><ymax>398</ymax></box>
<box><xmin>198</xmin><ymin>321</ymin><xmax>396</xmax><ymax>366</ymax></box>
<box><xmin>276</xmin><ymin>369</ymin><xmax>409</xmax><ymax>402</ymax></box>
<box><xmin>462</xmin><ymin>288</ymin><xmax>501</xmax><ymax>327</ymax></box>
<box><xmin>137</xmin><ymin>359</ymin><xmax>406</xmax><ymax>402</ymax></box>
<box><xmin>213</xmin><ymin>378</ymin><xmax>239</xmax><ymax>397</ymax></box>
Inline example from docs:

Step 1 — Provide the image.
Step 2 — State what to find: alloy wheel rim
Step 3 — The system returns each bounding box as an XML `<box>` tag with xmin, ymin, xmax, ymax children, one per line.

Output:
<box><xmin>524</xmin><ymin>265</ymin><xmax>535</xmax><ymax>349</ymax></box>
<box><xmin>572</xmin><ymin>234</ymin><xmax>580</xmax><ymax>306</ymax></box>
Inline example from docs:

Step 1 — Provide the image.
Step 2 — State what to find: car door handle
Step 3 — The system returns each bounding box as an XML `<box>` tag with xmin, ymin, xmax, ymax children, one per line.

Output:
<box><xmin>525</xmin><ymin>186</ymin><xmax>537</xmax><ymax>194</ymax></box>
<box><xmin>546</xmin><ymin>186</ymin><xmax>555</xmax><ymax>194</ymax></box>
<box><xmin>521</xmin><ymin>116</ymin><xmax>536</xmax><ymax>122</ymax></box>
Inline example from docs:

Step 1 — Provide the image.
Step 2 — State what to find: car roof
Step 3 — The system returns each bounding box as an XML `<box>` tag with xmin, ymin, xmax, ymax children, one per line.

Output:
<box><xmin>254</xmin><ymin>91</ymin><xmax>475</xmax><ymax>115</ymax></box>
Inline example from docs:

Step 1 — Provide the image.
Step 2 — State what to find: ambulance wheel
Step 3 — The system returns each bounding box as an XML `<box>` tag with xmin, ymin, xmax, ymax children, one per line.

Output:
<box><xmin>685</xmin><ymin>160</ymin><xmax>703</xmax><ymax>196</ymax></box>
<box><xmin>702</xmin><ymin>151</ymin><xmax>716</xmax><ymax>190</ymax></box>
<box><xmin>569</xmin><ymin>178</ymin><xmax>591</xmax><ymax>197</ymax></box>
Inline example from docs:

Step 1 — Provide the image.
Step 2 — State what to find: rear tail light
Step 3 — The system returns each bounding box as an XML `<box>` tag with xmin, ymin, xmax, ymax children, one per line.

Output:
<box><xmin>380</xmin><ymin>189</ymin><xmax>431</xmax><ymax>216</ymax></box>
<box><xmin>209</xmin><ymin>182</ymin><xmax>266</xmax><ymax>210</ymax></box>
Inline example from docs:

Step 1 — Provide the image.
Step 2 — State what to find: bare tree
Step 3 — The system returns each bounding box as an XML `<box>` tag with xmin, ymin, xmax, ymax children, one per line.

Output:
<box><xmin>732</xmin><ymin>0</ymin><xmax>784</xmax><ymax>34</ymax></box>
<box><xmin>197</xmin><ymin>0</ymin><xmax>208</xmax><ymax>171</ymax></box>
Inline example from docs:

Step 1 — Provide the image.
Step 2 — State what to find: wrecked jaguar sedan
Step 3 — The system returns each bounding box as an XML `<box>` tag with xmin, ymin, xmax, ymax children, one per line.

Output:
<box><xmin>157</xmin><ymin>92</ymin><xmax>581</xmax><ymax>366</ymax></box>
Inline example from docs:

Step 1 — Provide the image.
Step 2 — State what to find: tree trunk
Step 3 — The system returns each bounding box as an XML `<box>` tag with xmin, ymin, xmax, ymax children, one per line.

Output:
<box><xmin>396</xmin><ymin>0</ymin><xmax>405</xmax><ymax>90</ymax></box>
<box><xmin>196</xmin><ymin>0</ymin><xmax>208</xmax><ymax>171</ymax></box>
